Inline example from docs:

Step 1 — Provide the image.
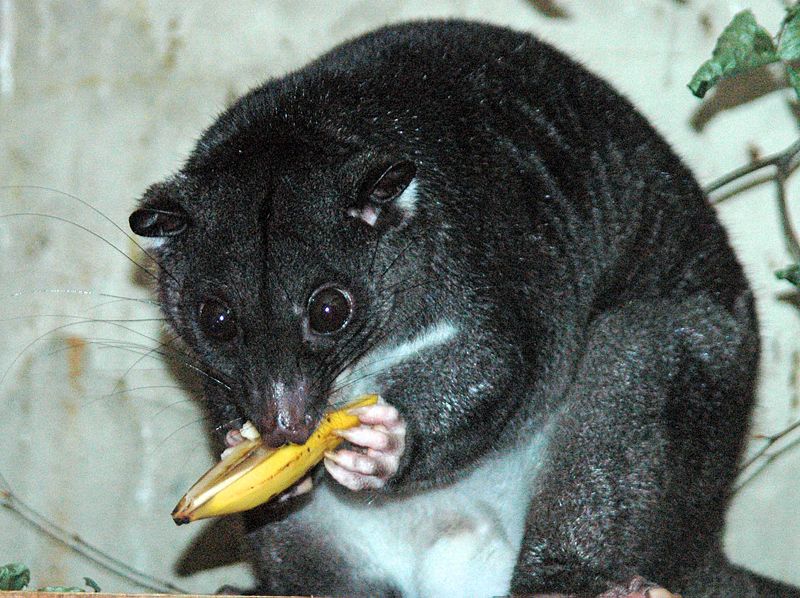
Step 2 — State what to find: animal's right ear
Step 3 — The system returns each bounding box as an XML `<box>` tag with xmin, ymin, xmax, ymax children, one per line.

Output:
<box><xmin>349</xmin><ymin>160</ymin><xmax>417</xmax><ymax>228</ymax></box>
<box><xmin>130</xmin><ymin>183</ymin><xmax>188</xmax><ymax>238</ymax></box>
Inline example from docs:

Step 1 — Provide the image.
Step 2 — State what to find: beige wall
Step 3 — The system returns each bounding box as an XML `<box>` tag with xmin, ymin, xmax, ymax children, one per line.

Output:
<box><xmin>1</xmin><ymin>0</ymin><xmax>797</xmax><ymax>592</ymax></box>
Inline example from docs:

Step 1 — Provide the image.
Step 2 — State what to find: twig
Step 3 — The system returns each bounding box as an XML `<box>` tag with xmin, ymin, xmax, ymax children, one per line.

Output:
<box><xmin>735</xmin><ymin>432</ymin><xmax>800</xmax><ymax>492</ymax></box>
<box><xmin>707</xmin><ymin>138</ymin><xmax>800</xmax><ymax>195</ymax></box>
<box><xmin>776</xmin><ymin>159</ymin><xmax>800</xmax><ymax>259</ymax></box>
<box><xmin>739</xmin><ymin>418</ymin><xmax>800</xmax><ymax>471</ymax></box>
<box><xmin>0</xmin><ymin>472</ymin><xmax>189</xmax><ymax>594</ymax></box>
<box><xmin>707</xmin><ymin>137</ymin><xmax>800</xmax><ymax>260</ymax></box>
<box><xmin>735</xmin><ymin>418</ymin><xmax>800</xmax><ymax>493</ymax></box>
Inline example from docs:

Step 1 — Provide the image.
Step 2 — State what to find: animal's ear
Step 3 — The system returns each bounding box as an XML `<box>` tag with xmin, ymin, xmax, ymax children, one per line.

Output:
<box><xmin>130</xmin><ymin>183</ymin><xmax>188</xmax><ymax>238</ymax></box>
<box><xmin>349</xmin><ymin>160</ymin><xmax>417</xmax><ymax>227</ymax></box>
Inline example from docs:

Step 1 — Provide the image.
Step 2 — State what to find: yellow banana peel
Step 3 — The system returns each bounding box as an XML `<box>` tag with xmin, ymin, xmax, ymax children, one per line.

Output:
<box><xmin>172</xmin><ymin>394</ymin><xmax>378</xmax><ymax>524</ymax></box>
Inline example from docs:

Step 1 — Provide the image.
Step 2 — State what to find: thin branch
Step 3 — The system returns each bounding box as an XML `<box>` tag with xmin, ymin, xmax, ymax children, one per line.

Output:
<box><xmin>735</xmin><ymin>433</ymin><xmax>800</xmax><ymax>492</ymax></box>
<box><xmin>707</xmin><ymin>137</ymin><xmax>800</xmax><ymax>261</ymax></box>
<box><xmin>739</xmin><ymin>418</ymin><xmax>800</xmax><ymax>471</ymax></box>
<box><xmin>776</xmin><ymin>163</ymin><xmax>800</xmax><ymax>259</ymax></box>
<box><xmin>0</xmin><ymin>473</ymin><xmax>189</xmax><ymax>594</ymax></box>
<box><xmin>734</xmin><ymin>418</ymin><xmax>800</xmax><ymax>493</ymax></box>
<box><xmin>706</xmin><ymin>138</ymin><xmax>800</xmax><ymax>195</ymax></box>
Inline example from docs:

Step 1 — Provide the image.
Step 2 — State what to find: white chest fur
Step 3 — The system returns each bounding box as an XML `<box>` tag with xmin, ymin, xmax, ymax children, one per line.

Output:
<box><xmin>301</xmin><ymin>432</ymin><xmax>549</xmax><ymax>598</ymax></box>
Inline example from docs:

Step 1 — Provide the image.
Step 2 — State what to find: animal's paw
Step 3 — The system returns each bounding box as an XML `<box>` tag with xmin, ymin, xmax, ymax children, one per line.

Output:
<box><xmin>324</xmin><ymin>397</ymin><xmax>406</xmax><ymax>491</ymax></box>
<box><xmin>535</xmin><ymin>585</ymin><xmax>676</xmax><ymax>598</ymax></box>
<box><xmin>596</xmin><ymin>576</ymin><xmax>677</xmax><ymax>598</ymax></box>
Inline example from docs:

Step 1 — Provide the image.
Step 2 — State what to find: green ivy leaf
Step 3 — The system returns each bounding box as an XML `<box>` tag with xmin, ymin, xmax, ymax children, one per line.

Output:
<box><xmin>787</xmin><ymin>65</ymin><xmax>800</xmax><ymax>101</ymax></box>
<box><xmin>776</xmin><ymin>264</ymin><xmax>800</xmax><ymax>286</ymax></box>
<box><xmin>83</xmin><ymin>577</ymin><xmax>101</xmax><ymax>592</ymax></box>
<box><xmin>688</xmin><ymin>10</ymin><xmax>779</xmax><ymax>98</ymax></box>
<box><xmin>37</xmin><ymin>586</ymin><xmax>86</xmax><ymax>593</ymax></box>
<box><xmin>0</xmin><ymin>563</ymin><xmax>31</xmax><ymax>591</ymax></box>
<box><xmin>778</xmin><ymin>5</ymin><xmax>800</xmax><ymax>61</ymax></box>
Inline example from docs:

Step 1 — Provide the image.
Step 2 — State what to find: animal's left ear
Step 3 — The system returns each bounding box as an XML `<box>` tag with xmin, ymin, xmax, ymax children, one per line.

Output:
<box><xmin>349</xmin><ymin>160</ymin><xmax>417</xmax><ymax>227</ymax></box>
<box><xmin>130</xmin><ymin>182</ymin><xmax>189</xmax><ymax>238</ymax></box>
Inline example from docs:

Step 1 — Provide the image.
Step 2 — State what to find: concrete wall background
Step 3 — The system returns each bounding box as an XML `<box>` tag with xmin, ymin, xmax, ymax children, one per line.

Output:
<box><xmin>0</xmin><ymin>0</ymin><xmax>797</xmax><ymax>592</ymax></box>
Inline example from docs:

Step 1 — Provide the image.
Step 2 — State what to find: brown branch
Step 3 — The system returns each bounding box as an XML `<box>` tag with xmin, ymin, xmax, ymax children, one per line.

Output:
<box><xmin>735</xmin><ymin>433</ymin><xmax>800</xmax><ymax>492</ymax></box>
<box><xmin>707</xmin><ymin>138</ymin><xmax>800</xmax><ymax>195</ymax></box>
<box><xmin>776</xmin><ymin>163</ymin><xmax>800</xmax><ymax>259</ymax></box>
<box><xmin>0</xmin><ymin>473</ymin><xmax>189</xmax><ymax>594</ymax></box>
<box><xmin>707</xmin><ymin>137</ymin><xmax>800</xmax><ymax>262</ymax></box>
<box><xmin>735</xmin><ymin>418</ymin><xmax>800</xmax><ymax>493</ymax></box>
<box><xmin>739</xmin><ymin>418</ymin><xmax>800</xmax><ymax>471</ymax></box>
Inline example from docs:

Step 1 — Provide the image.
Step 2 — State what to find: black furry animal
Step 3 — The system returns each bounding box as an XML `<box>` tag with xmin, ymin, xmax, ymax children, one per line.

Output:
<box><xmin>130</xmin><ymin>20</ymin><xmax>799</xmax><ymax>597</ymax></box>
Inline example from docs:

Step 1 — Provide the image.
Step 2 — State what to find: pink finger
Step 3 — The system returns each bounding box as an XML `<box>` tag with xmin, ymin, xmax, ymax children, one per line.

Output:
<box><xmin>349</xmin><ymin>404</ymin><xmax>403</xmax><ymax>428</ymax></box>
<box><xmin>336</xmin><ymin>425</ymin><xmax>392</xmax><ymax>451</ymax></box>
<box><xmin>324</xmin><ymin>456</ymin><xmax>386</xmax><ymax>491</ymax></box>
<box><xmin>325</xmin><ymin>449</ymin><xmax>378</xmax><ymax>476</ymax></box>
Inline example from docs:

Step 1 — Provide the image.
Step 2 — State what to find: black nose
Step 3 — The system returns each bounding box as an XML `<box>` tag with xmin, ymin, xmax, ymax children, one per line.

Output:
<box><xmin>258</xmin><ymin>410</ymin><xmax>313</xmax><ymax>448</ymax></box>
<box><xmin>253</xmin><ymin>378</ymin><xmax>313</xmax><ymax>448</ymax></box>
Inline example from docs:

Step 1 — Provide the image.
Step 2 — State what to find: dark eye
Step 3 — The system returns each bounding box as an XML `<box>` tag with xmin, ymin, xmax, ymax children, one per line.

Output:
<box><xmin>307</xmin><ymin>286</ymin><xmax>353</xmax><ymax>335</ymax></box>
<box><xmin>198</xmin><ymin>299</ymin><xmax>238</xmax><ymax>342</ymax></box>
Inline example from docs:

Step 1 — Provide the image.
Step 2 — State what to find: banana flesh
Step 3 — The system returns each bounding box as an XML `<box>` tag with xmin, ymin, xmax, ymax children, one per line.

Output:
<box><xmin>172</xmin><ymin>394</ymin><xmax>378</xmax><ymax>524</ymax></box>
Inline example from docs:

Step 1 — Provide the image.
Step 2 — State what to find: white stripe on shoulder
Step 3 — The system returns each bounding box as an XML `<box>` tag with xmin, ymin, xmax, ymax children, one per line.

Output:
<box><xmin>383</xmin><ymin>320</ymin><xmax>458</xmax><ymax>366</ymax></box>
<box><xmin>334</xmin><ymin>320</ymin><xmax>459</xmax><ymax>399</ymax></box>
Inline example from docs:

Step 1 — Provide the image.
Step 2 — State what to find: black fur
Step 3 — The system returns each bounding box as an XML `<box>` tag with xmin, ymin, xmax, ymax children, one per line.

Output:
<box><xmin>132</xmin><ymin>20</ymin><xmax>798</xmax><ymax>597</ymax></box>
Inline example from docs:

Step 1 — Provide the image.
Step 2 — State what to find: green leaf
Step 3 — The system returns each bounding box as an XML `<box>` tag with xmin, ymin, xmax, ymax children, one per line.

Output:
<box><xmin>37</xmin><ymin>586</ymin><xmax>86</xmax><ymax>593</ymax></box>
<box><xmin>778</xmin><ymin>5</ymin><xmax>800</xmax><ymax>61</ymax></box>
<box><xmin>776</xmin><ymin>264</ymin><xmax>800</xmax><ymax>286</ymax></box>
<box><xmin>83</xmin><ymin>577</ymin><xmax>101</xmax><ymax>592</ymax></box>
<box><xmin>0</xmin><ymin>563</ymin><xmax>31</xmax><ymax>591</ymax></box>
<box><xmin>689</xmin><ymin>10</ymin><xmax>779</xmax><ymax>98</ymax></box>
<box><xmin>787</xmin><ymin>65</ymin><xmax>800</xmax><ymax>100</ymax></box>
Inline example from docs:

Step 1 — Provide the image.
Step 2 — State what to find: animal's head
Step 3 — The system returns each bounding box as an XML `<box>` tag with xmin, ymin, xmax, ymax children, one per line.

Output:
<box><xmin>128</xmin><ymin>27</ymin><xmax>478</xmax><ymax>447</ymax></box>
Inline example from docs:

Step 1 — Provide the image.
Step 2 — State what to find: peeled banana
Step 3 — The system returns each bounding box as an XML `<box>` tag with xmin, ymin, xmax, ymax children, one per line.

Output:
<box><xmin>172</xmin><ymin>394</ymin><xmax>378</xmax><ymax>524</ymax></box>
